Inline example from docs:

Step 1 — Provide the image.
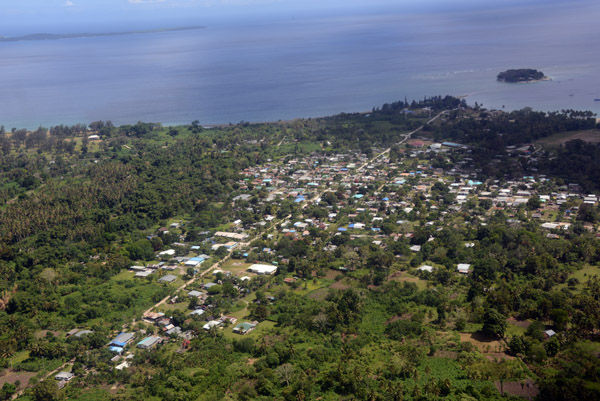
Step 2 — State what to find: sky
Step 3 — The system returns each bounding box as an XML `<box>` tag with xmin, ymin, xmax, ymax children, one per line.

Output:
<box><xmin>0</xmin><ymin>0</ymin><xmax>578</xmax><ymax>35</ymax></box>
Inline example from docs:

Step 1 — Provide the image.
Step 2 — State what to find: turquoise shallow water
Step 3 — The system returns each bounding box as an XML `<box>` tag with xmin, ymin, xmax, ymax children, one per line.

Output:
<box><xmin>0</xmin><ymin>3</ymin><xmax>599</xmax><ymax>129</ymax></box>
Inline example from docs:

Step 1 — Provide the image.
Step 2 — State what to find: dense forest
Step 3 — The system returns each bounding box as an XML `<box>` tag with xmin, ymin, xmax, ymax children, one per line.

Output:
<box><xmin>0</xmin><ymin>98</ymin><xmax>599</xmax><ymax>400</ymax></box>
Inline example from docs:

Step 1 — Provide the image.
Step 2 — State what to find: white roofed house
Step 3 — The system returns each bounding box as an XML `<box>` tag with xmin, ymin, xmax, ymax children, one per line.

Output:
<box><xmin>158</xmin><ymin>249</ymin><xmax>176</xmax><ymax>258</ymax></box>
<box><xmin>457</xmin><ymin>264</ymin><xmax>471</xmax><ymax>274</ymax></box>
<box><xmin>248</xmin><ymin>264</ymin><xmax>278</xmax><ymax>275</ymax></box>
<box><xmin>418</xmin><ymin>265</ymin><xmax>434</xmax><ymax>273</ymax></box>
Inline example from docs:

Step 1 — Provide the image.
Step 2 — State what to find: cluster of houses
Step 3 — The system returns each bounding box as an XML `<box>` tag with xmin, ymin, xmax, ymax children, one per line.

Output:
<box><xmin>56</xmin><ymin>129</ymin><xmax>600</xmax><ymax>387</ymax></box>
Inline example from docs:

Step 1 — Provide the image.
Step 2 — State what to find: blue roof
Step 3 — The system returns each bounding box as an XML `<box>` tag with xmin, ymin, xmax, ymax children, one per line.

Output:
<box><xmin>353</xmin><ymin>194</ymin><xmax>364</xmax><ymax>199</ymax></box>
<box><xmin>137</xmin><ymin>336</ymin><xmax>160</xmax><ymax>348</ymax></box>
<box><xmin>382</xmin><ymin>197</ymin><xmax>389</xmax><ymax>201</ymax></box>
<box><xmin>371</xmin><ymin>228</ymin><xmax>381</xmax><ymax>232</ymax></box>
<box><xmin>109</xmin><ymin>346</ymin><xmax>123</xmax><ymax>353</ymax></box>
<box><xmin>348</xmin><ymin>223</ymin><xmax>355</xmax><ymax>228</ymax></box>
<box><xmin>294</xmin><ymin>197</ymin><xmax>305</xmax><ymax>203</ymax></box>
<box><xmin>337</xmin><ymin>227</ymin><xmax>347</xmax><ymax>232</ymax></box>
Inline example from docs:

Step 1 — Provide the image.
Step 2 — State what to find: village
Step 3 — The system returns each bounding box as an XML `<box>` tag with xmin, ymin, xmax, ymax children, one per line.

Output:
<box><xmin>49</xmin><ymin>129</ymin><xmax>599</xmax><ymax>390</ymax></box>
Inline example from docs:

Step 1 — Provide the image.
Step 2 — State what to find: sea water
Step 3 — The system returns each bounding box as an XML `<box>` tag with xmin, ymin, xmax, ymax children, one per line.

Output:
<box><xmin>0</xmin><ymin>2</ymin><xmax>599</xmax><ymax>129</ymax></box>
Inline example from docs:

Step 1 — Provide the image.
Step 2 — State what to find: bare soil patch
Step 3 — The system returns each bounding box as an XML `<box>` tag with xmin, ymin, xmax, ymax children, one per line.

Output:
<box><xmin>385</xmin><ymin>313</ymin><xmax>412</xmax><ymax>325</ymax></box>
<box><xmin>495</xmin><ymin>379</ymin><xmax>539</xmax><ymax>399</ymax></box>
<box><xmin>485</xmin><ymin>352</ymin><xmax>515</xmax><ymax>361</ymax></box>
<box><xmin>35</xmin><ymin>329</ymin><xmax>61</xmax><ymax>339</ymax></box>
<box><xmin>537</xmin><ymin>129</ymin><xmax>600</xmax><ymax>147</ymax></box>
<box><xmin>324</xmin><ymin>269</ymin><xmax>341</xmax><ymax>280</ymax></box>
<box><xmin>0</xmin><ymin>369</ymin><xmax>36</xmax><ymax>388</ymax></box>
<box><xmin>329</xmin><ymin>280</ymin><xmax>351</xmax><ymax>290</ymax></box>
<box><xmin>507</xmin><ymin>317</ymin><xmax>532</xmax><ymax>328</ymax></box>
<box><xmin>308</xmin><ymin>287</ymin><xmax>329</xmax><ymax>301</ymax></box>
<box><xmin>459</xmin><ymin>332</ymin><xmax>506</xmax><ymax>353</ymax></box>
<box><xmin>434</xmin><ymin>350</ymin><xmax>458</xmax><ymax>359</ymax></box>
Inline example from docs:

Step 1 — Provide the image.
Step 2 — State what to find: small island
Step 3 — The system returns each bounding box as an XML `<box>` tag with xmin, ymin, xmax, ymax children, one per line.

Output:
<box><xmin>497</xmin><ymin>68</ymin><xmax>548</xmax><ymax>83</ymax></box>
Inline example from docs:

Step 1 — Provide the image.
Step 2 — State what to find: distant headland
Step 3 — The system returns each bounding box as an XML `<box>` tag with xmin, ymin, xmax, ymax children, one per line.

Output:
<box><xmin>0</xmin><ymin>26</ymin><xmax>205</xmax><ymax>43</ymax></box>
<box><xmin>497</xmin><ymin>68</ymin><xmax>549</xmax><ymax>83</ymax></box>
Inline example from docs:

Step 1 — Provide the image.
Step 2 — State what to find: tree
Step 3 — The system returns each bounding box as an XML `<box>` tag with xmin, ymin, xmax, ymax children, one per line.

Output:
<box><xmin>526</xmin><ymin>196</ymin><xmax>541</xmax><ymax>210</ymax></box>
<box><xmin>0</xmin><ymin>383</ymin><xmax>16</xmax><ymax>401</ymax></box>
<box><xmin>276</xmin><ymin>363</ymin><xmax>295</xmax><ymax>386</ymax></box>
<box><xmin>482</xmin><ymin>308</ymin><xmax>507</xmax><ymax>338</ymax></box>
<box><xmin>126</xmin><ymin>239</ymin><xmax>155</xmax><ymax>261</ymax></box>
<box><xmin>32</xmin><ymin>380</ymin><xmax>59</xmax><ymax>401</ymax></box>
<box><xmin>508</xmin><ymin>336</ymin><xmax>527</xmax><ymax>356</ymax></box>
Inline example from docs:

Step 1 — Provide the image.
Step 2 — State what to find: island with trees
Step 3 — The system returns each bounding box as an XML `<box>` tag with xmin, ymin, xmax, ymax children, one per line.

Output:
<box><xmin>497</xmin><ymin>68</ymin><xmax>548</xmax><ymax>83</ymax></box>
<box><xmin>0</xmin><ymin>97</ymin><xmax>599</xmax><ymax>400</ymax></box>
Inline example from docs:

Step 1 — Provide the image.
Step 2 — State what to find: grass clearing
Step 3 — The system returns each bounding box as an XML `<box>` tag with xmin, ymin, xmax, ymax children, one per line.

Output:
<box><xmin>389</xmin><ymin>271</ymin><xmax>428</xmax><ymax>290</ymax></box>
<box><xmin>557</xmin><ymin>264</ymin><xmax>600</xmax><ymax>292</ymax></box>
<box><xmin>459</xmin><ymin>332</ymin><xmax>506</xmax><ymax>353</ymax></box>
<box><xmin>536</xmin><ymin>129</ymin><xmax>600</xmax><ymax>147</ymax></box>
<box><xmin>219</xmin><ymin>259</ymin><xmax>252</xmax><ymax>276</ymax></box>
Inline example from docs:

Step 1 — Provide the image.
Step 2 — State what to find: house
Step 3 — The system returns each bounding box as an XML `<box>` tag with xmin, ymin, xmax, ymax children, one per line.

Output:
<box><xmin>544</xmin><ymin>329</ymin><xmax>556</xmax><ymax>339</ymax></box>
<box><xmin>73</xmin><ymin>330</ymin><xmax>93</xmax><ymax>338</ymax></box>
<box><xmin>189</xmin><ymin>309</ymin><xmax>205</xmax><ymax>317</ymax></box>
<box><xmin>158</xmin><ymin>274</ymin><xmax>177</xmax><ymax>283</ymax></box>
<box><xmin>158</xmin><ymin>249</ymin><xmax>176</xmax><ymax>257</ymax></box>
<box><xmin>457</xmin><ymin>264</ymin><xmax>471</xmax><ymax>274</ymax></box>
<box><xmin>233</xmin><ymin>322</ymin><xmax>257</xmax><ymax>334</ymax></box>
<box><xmin>418</xmin><ymin>265</ymin><xmax>434</xmax><ymax>273</ymax></box>
<box><xmin>110</xmin><ymin>332</ymin><xmax>134</xmax><ymax>347</ymax></box>
<box><xmin>55</xmin><ymin>372</ymin><xmax>75</xmax><ymax>382</ymax></box>
<box><xmin>188</xmin><ymin>290</ymin><xmax>203</xmax><ymax>297</ymax></box>
<box><xmin>143</xmin><ymin>312</ymin><xmax>165</xmax><ymax>322</ymax></box>
<box><xmin>136</xmin><ymin>336</ymin><xmax>161</xmax><ymax>350</ymax></box>
<box><xmin>248</xmin><ymin>264</ymin><xmax>278</xmax><ymax>275</ymax></box>
<box><xmin>166</xmin><ymin>326</ymin><xmax>182</xmax><ymax>336</ymax></box>
<box><xmin>203</xmin><ymin>320</ymin><xmax>222</xmax><ymax>330</ymax></box>
<box><xmin>214</xmin><ymin>232</ymin><xmax>248</xmax><ymax>241</ymax></box>
<box><xmin>185</xmin><ymin>257</ymin><xmax>205</xmax><ymax>267</ymax></box>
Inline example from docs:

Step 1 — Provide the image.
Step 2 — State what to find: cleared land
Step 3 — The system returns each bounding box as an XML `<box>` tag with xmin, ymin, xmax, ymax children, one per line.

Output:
<box><xmin>536</xmin><ymin>129</ymin><xmax>600</xmax><ymax>147</ymax></box>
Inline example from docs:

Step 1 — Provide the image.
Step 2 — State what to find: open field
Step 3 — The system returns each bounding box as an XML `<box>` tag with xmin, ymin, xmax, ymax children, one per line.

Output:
<box><xmin>556</xmin><ymin>264</ymin><xmax>600</xmax><ymax>292</ymax></box>
<box><xmin>219</xmin><ymin>259</ymin><xmax>253</xmax><ymax>277</ymax></box>
<box><xmin>459</xmin><ymin>332</ymin><xmax>506</xmax><ymax>353</ymax></box>
<box><xmin>536</xmin><ymin>129</ymin><xmax>600</xmax><ymax>147</ymax></box>
<box><xmin>389</xmin><ymin>270</ymin><xmax>428</xmax><ymax>290</ymax></box>
<box><xmin>0</xmin><ymin>370</ymin><xmax>36</xmax><ymax>389</ymax></box>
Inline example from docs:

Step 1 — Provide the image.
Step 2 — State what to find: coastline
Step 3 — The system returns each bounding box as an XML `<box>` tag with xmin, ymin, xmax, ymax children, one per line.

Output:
<box><xmin>498</xmin><ymin>76</ymin><xmax>552</xmax><ymax>84</ymax></box>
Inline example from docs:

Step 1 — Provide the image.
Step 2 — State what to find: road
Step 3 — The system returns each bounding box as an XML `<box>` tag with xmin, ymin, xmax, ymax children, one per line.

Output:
<box><xmin>11</xmin><ymin>110</ymin><xmax>446</xmax><ymax>399</ymax></box>
<box><xmin>356</xmin><ymin>110</ymin><xmax>446</xmax><ymax>171</ymax></box>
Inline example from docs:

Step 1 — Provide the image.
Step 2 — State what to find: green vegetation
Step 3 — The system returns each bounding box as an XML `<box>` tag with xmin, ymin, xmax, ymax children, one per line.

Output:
<box><xmin>497</xmin><ymin>69</ymin><xmax>546</xmax><ymax>83</ymax></box>
<box><xmin>0</xmin><ymin>97</ymin><xmax>599</xmax><ymax>400</ymax></box>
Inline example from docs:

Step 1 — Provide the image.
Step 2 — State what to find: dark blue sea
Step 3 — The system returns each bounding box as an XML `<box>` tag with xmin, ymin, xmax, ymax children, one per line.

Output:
<box><xmin>1</xmin><ymin>2</ymin><xmax>599</xmax><ymax>129</ymax></box>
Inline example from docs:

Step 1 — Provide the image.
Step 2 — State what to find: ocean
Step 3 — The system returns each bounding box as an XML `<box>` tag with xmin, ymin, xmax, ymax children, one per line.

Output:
<box><xmin>1</xmin><ymin>2</ymin><xmax>599</xmax><ymax>129</ymax></box>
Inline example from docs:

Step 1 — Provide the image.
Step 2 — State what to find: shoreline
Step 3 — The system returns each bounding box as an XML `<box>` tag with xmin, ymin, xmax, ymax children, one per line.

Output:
<box><xmin>498</xmin><ymin>76</ymin><xmax>552</xmax><ymax>84</ymax></box>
